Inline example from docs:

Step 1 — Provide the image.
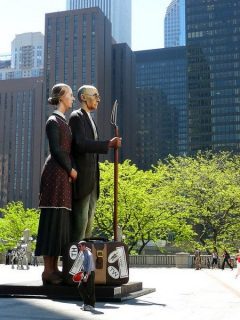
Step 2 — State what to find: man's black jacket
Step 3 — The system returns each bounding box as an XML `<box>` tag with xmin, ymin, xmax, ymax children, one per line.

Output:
<box><xmin>69</xmin><ymin>108</ymin><xmax>109</xmax><ymax>200</ymax></box>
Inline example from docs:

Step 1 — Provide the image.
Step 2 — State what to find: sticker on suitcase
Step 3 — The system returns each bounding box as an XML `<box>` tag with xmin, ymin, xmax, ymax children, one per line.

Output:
<box><xmin>69</xmin><ymin>251</ymin><xmax>84</xmax><ymax>275</ymax></box>
<box><xmin>107</xmin><ymin>246</ymin><xmax>128</xmax><ymax>279</ymax></box>
<box><xmin>69</xmin><ymin>244</ymin><xmax>78</xmax><ymax>260</ymax></box>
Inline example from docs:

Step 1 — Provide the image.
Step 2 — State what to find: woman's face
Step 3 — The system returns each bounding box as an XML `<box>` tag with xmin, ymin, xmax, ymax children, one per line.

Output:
<box><xmin>61</xmin><ymin>86</ymin><xmax>75</xmax><ymax>111</ymax></box>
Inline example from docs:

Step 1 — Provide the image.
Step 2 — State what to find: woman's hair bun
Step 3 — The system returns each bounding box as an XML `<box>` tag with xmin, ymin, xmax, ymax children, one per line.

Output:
<box><xmin>48</xmin><ymin>96</ymin><xmax>59</xmax><ymax>105</ymax></box>
<box><xmin>48</xmin><ymin>83</ymin><xmax>69</xmax><ymax>106</ymax></box>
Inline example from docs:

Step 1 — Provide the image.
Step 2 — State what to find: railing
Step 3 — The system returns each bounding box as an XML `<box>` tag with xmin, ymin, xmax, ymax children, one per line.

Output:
<box><xmin>130</xmin><ymin>254</ymin><xmax>176</xmax><ymax>267</ymax></box>
<box><xmin>129</xmin><ymin>254</ymin><xmax>236</xmax><ymax>268</ymax></box>
<box><xmin>0</xmin><ymin>253</ymin><xmax>236</xmax><ymax>268</ymax></box>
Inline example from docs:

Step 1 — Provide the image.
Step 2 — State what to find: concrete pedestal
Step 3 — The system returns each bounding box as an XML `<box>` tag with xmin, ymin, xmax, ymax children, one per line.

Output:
<box><xmin>0</xmin><ymin>280</ymin><xmax>155</xmax><ymax>301</ymax></box>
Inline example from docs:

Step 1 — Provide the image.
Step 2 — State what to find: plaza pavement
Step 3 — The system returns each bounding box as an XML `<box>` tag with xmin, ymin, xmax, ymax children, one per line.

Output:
<box><xmin>0</xmin><ymin>264</ymin><xmax>240</xmax><ymax>320</ymax></box>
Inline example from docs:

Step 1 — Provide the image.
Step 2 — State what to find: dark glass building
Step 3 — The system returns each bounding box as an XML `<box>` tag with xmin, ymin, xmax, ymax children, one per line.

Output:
<box><xmin>112</xmin><ymin>43</ymin><xmax>136</xmax><ymax>163</ymax></box>
<box><xmin>0</xmin><ymin>77</ymin><xmax>44</xmax><ymax>208</ymax></box>
<box><xmin>135</xmin><ymin>47</ymin><xmax>187</xmax><ymax>169</ymax></box>
<box><xmin>186</xmin><ymin>0</ymin><xmax>240</xmax><ymax>152</ymax></box>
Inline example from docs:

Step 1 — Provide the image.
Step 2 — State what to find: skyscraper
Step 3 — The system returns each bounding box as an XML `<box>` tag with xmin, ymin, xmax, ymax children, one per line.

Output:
<box><xmin>164</xmin><ymin>0</ymin><xmax>186</xmax><ymax>48</ymax></box>
<box><xmin>43</xmin><ymin>7</ymin><xmax>113</xmax><ymax>160</ymax></box>
<box><xmin>11</xmin><ymin>32</ymin><xmax>44</xmax><ymax>77</ymax></box>
<box><xmin>186</xmin><ymin>0</ymin><xmax>240</xmax><ymax>153</ymax></box>
<box><xmin>135</xmin><ymin>47</ymin><xmax>187</xmax><ymax>169</ymax></box>
<box><xmin>0</xmin><ymin>77</ymin><xmax>44</xmax><ymax>208</ymax></box>
<box><xmin>66</xmin><ymin>0</ymin><xmax>132</xmax><ymax>47</ymax></box>
<box><xmin>0</xmin><ymin>33</ymin><xmax>44</xmax><ymax>80</ymax></box>
<box><xmin>112</xmin><ymin>43</ymin><xmax>136</xmax><ymax>163</ymax></box>
<box><xmin>43</xmin><ymin>7</ymin><xmax>136</xmax><ymax>163</ymax></box>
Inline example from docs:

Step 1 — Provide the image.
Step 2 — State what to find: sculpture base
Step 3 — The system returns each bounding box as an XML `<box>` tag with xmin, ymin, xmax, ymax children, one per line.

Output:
<box><xmin>0</xmin><ymin>280</ymin><xmax>155</xmax><ymax>301</ymax></box>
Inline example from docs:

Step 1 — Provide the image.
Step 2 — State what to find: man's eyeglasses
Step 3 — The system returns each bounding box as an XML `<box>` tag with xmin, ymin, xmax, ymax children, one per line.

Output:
<box><xmin>85</xmin><ymin>93</ymin><xmax>101</xmax><ymax>99</ymax></box>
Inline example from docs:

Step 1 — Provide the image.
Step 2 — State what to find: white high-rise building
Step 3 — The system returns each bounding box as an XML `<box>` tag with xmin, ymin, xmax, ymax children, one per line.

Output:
<box><xmin>11</xmin><ymin>32</ymin><xmax>44</xmax><ymax>70</ymax></box>
<box><xmin>66</xmin><ymin>0</ymin><xmax>132</xmax><ymax>47</ymax></box>
<box><xmin>0</xmin><ymin>32</ymin><xmax>44</xmax><ymax>80</ymax></box>
<box><xmin>164</xmin><ymin>0</ymin><xmax>185</xmax><ymax>48</ymax></box>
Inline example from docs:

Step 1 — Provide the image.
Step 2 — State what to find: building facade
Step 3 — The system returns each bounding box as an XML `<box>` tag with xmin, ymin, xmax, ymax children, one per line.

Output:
<box><xmin>164</xmin><ymin>0</ymin><xmax>186</xmax><ymax>48</ymax></box>
<box><xmin>43</xmin><ymin>7</ymin><xmax>113</xmax><ymax>160</ymax></box>
<box><xmin>186</xmin><ymin>0</ymin><xmax>240</xmax><ymax>153</ymax></box>
<box><xmin>11</xmin><ymin>32</ymin><xmax>44</xmax><ymax>70</ymax></box>
<box><xmin>66</xmin><ymin>0</ymin><xmax>132</xmax><ymax>47</ymax></box>
<box><xmin>112</xmin><ymin>43</ymin><xmax>136</xmax><ymax>163</ymax></box>
<box><xmin>135</xmin><ymin>47</ymin><xmax>187</xmax><ymax>169</ymax></box>
<box><xmin>0</xmin><ymin>33</ymin><xmax>44</xmax><ymax>80</ymax></box>
<box><xmin>0</xmin><ymin>77</ymin><xmax>44</xmax><ymax>209</ymax></box>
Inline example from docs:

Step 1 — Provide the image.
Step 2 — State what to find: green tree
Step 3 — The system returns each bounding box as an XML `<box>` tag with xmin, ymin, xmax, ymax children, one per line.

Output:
<box><xmin>152</xmin><ymin>159</ymin><xmax>198</xmax><ymax>251</ymax></box>
<box><xmin>0</xmin><ymin>201</ymin><xmax>39</xmax><ymax>252</ymax></box>
<box><xmin>95</xmin><ymin>160</ymin><xmax>172</xmax><ymax>254</ymax></box>
<box><xmin>154</xmin><ymin>152</ymin><xmax>240</xmax><ymax>253</ymax></box>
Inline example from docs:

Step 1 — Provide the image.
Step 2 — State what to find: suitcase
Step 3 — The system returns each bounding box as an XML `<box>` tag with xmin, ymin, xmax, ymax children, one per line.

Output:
<box><xmin>62</xmin><ymin>237</ymin><xmax>129</xmax><ymax>286</ymax></box>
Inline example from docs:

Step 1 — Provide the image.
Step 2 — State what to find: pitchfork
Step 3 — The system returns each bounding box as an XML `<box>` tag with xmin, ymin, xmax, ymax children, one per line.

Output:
<box><xmin>110</xmin><ymin>100</ymin><xmax>119</xmax><ymax>241</ymax></box>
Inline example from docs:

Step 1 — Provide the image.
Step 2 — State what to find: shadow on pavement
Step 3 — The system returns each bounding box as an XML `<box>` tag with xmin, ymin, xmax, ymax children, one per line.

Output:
<box><xmin>127</xmin><ymin>298</ymin><xmax>166</xmax><ymax>307</ymax></box>
<box><xmin>1</xmin><ymin>298</ymin><xmax>78</xmax><ymax>320</ymax></box>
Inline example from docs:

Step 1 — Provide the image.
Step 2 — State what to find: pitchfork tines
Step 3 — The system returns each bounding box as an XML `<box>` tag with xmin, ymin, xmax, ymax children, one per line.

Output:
<box><xmin>110</xmin><ymin>100</ymin><xmax>118</xmax><ymax>128</ymax></box>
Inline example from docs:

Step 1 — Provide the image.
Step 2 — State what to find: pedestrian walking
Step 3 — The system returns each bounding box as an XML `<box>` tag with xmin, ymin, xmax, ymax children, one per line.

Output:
<box><xmin>235</xmin><ymin>249</ymin><xmax>240</xmax><ymax>279</ymax></box>
<box><xmin>221</xmin><ymin>250</ymin><xmax>233</xmax><ymax>270</ymax></box>
<box><xmin>77</xmin><ymin>241</ymin><xmax>96</xmax><ymax>312</ymax></box>
<box><xmin>194</xmin><ymin>248</ymin><xmax>201</xmax><ymax>270</ymax></box>
<box><xmin>211</xmin><ymin>251</ymin><xmax>218</xmax><ymax>269</ymax></box>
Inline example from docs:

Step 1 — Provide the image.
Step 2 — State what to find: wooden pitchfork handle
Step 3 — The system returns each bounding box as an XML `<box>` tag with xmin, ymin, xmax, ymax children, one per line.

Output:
<box><xmin>110</xmin><ymin>100</ymin><xmax>119</xmax><ymax>241</ymax></box>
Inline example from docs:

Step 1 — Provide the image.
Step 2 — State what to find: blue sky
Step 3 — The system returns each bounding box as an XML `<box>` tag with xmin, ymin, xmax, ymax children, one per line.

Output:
<box><xmin>0</xmin><ymin>0</ymin><xmax>171</xmax><ymax>54</ymax></box>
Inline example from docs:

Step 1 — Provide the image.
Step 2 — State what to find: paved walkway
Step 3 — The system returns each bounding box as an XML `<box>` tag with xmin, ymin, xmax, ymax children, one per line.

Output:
<box><xmin>0</xmin><ymin>264</ymin><xmax>240</xmax><ymax>319</ymax></box>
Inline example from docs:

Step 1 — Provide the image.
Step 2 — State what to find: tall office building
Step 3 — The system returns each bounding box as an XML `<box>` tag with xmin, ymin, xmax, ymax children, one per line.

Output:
<box><xmin>112</xmin><ymin>43</ymin><xmax>136</xmax><ymax>163</ymax></box>
<box><xmin>0</xmin><ymin>77</ymin><xmax>44</xmax><ymax>208</ymax></box>
<box><xmin>11</xmin><ymin>33</ymin><xmax>44</xmax><ymax>69</ymax></box>
<box><xmin>44</xmin><ymin>7</ymin><xmax>136</xmax><ymax>162</ymax></box>
<box><xmin>164</xmin><ymin>0</ymin><xmax>186</xmax><ymax>48</ymax></box>
<box><xmin>11</xmin><ymin>32</ymin><xmax>44</xmax><ymax>78</ymax></box>
<box><xmin>66</xmin><ymin>0</ymin><xmax>132</xmax><ymax>47</ymax></box>
<box><xmin>186</xmin><ymin>0</ymin><xmax>240</xmax><ymax>153</ymax></box>
<box><xmin>43</xmin><ymin>7</ymin><xmax>113</xmax><ymax>161</ymax></box>
<box><xmin>135</xmin><ymin>47</ymin><xmax>187</xmax><ymax>169</ymax></box>
<box><xmin>0</xmin><ymin>33</ymin><xmax>44</xmax><ymax>80</ymax></box>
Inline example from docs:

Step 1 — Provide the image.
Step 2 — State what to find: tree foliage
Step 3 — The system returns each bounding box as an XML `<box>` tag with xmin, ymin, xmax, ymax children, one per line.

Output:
<box><xmin>95</xmin><ymin>160</ymin><xmax>196</xmax><ymax>254</ymax></box>
<box><xmin>0</xmin><ymin>201</ymin><xmax>39</xmax><ymax>252</ymax></box>
<box><xmin>95</xmin><ymin>153</ymin><xmax>240</xmax><ymax>254</ymax></box>
<box><xmin>153</xmin><ymin>152</ymin><xmax>240</xmax><ymax>253</ymax></box>
<box><xmin>1</xmin><ymin>152</ymin><xmax>240</xmax><ymax>255</ymax></box>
